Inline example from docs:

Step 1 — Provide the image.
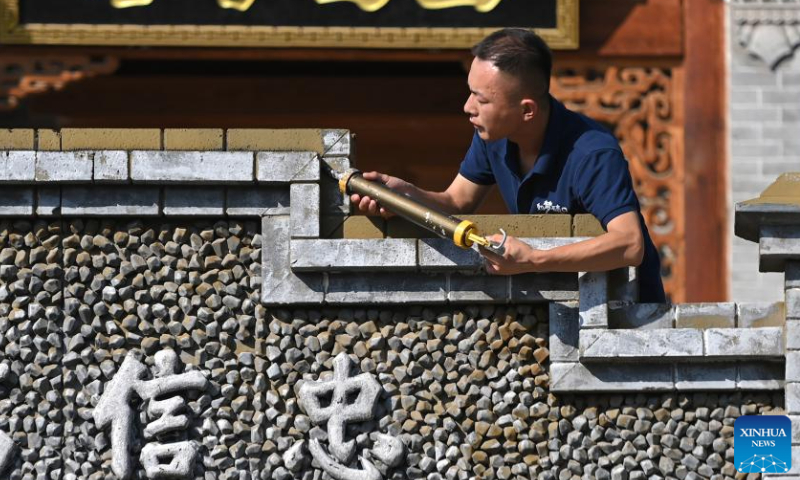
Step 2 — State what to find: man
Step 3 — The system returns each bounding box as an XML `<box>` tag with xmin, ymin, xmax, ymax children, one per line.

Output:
<box><xmin>351</xmin><ymin>28</ymin><xmax>666</xmax><ymax>303</ymax></box>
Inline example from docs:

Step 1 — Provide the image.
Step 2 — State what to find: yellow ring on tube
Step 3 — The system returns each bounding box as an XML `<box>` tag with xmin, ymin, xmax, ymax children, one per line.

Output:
<box><xmin>339</xmin><ymin>169</ymin><xmax>359</xmax><ymax>195</ymax></box>
<box><xmin>453</xmin><ymin>220</ymin><xmax>477</xmax><ymax>248</ymax></box>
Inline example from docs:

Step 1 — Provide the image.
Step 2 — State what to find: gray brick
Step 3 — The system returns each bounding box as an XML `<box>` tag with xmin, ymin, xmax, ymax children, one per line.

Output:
<box><xmin>788</xmin><ymin>319</ymin><xmax>800</xmax><ymax>349</ymax></box>
<box><xmin>549</xmin><ymin>302</ymin><xmax>580</xmax><ymax>362</ymax></box>
<box><xmin>35</xmin><ymin>151</ymin><xmax>92</xmax><ymax>182</ymax></box>
<box><xmin>322</xmin><ymin>129</ymin><xmax>351</xmax><ymax>156</ymax></box>
<box><xmin>290</xmin><ymin>183</ymin><xmax>319</xmax><ymax>238</ymax></box>
<box><xmin>448</xmin><ymin>274</ymin><xmax>508</xmax><ymax>303</ymax></box>
<box><xmin>788</xmin><ymin>262</ymin><xmax>800</xmax><ymax>289</ymax></box>
<box><xmin>783</xmin><ymin>108</ymin><xmax>800</xmax><ymax>123</ymax></box>
<box><xmin>783</xmin><ymin>72</ymin><xmax>800</xmax><ymax>87</ymax></box>
<box><xmin>418</xmin><ymin>239</ymin><xmax>482</xmax><ymax>271</ymax></box>
<box><xmin>762</xmin><ymin>159</ymin><xmax>800</xmax><ymax>176</ymax></box>
<box><xmin>731</xmin><ymin>107</ymin><xmax>781</xmax><ymax>122</ymax></box>
<box><xmin>737</xmin><ymin>362</ymin><xmax>785</xmax><ymax>391</ymax></box>
<box><xmin>290</xmin><ymin>239</ymin><xmax>417</xmax><ymax>271</ymax></box>
<box><xmin>788</xmin><ymin>289</ymin><xmax>800</xmax><ymax>320</ymax></box>
<box><xmin>731</xmin><ymin>142</ymin><xmax>781</xmax><ymax>156</ymax></box>
<box><xmin>579</xmin><ymin>328</ymin><xmax>703</xmax><ymax>361</ymax></box>
<box><xmin>549</xmin><ymin>362</ymin><xmax>673</xmax><ymax>393</ymax></box>
<box><xmin>36</xmin><ymin>187</ymin><xmax>60</xmax><ymax>217</ymax></box>
<box><xmin>674</xmin><ymin>365</ymin><xmax>736</xmax><ymax>391</ymax></box>
<box><xmin>609</xmin><ymin>267</ymin><xmax>638</xmax><ymax>304</ymax></box>
<box><xmin>0</xmin><ymin>151</ymin><xmax>34</xmax><ymax>182</ymax></box>
<box><xmin>763</xmin><ymin>90</ymin><xmax>800</xmax><ymax>104</ymax></box>
<box><xmin>729</xmin><ymin>88</ymin><xmax>760</xmax><ymax>104</ymax></box>
<box><xmin>609</xmin><ymin>303</ymin><xmax>674</xmax><ymax>329</ymax></box>
<box><xmin>326</xmin><ymin>272</ymin><xmax>446</xmax><ymax>304</ymax></box>
<box><xmin>731</xmin><ymin>126</ymin><xmax>761</xmax><ymax>141</ymax></box>
<box><xmin>93</xmin><ymin>150</ymin><xmax>128</xmax><ymax>182</ymax></box>
<box><xmin>256</xmin><ymin>151</ymin><xmax>319</xmax><ymax>183</ymax></box>
<box><xmin>261</xmin><ymin>215</ymin><xmax>324</xmax><ymax>305</ymax></box>
<box><xmin>729</xmin><ymin>160</ymin><xmax>761</xmax><ymax>177</ymax></box>
<box><xmin>760</xmin><ymin>226</ymin><xmax>800</xmax><ymax>272</ymax></box>
<box><xmin>418</xmin><ymin>237</ymin><xmax>586</xmax><ymax>273</ymax></box>
<box><xmin>731</xmin><ymin>71</ymin><xmax>780</xmax><ymax>87</ymax></box>
<box><xmin>704</xmin><ymin>327</ymin><xmax>783</xmax><ymax>358</ymax></box>
<box><xmin>226</xmin><ymin>186</ymin><xmax>290</xmax><ymax>216</ymax></box>
<box><xmin>764</xmin><ymin>126</ymin><xmax>800</xmax><ymax>140</ymax></box>
<box><xmin>0</xmin><ymin>188</ymin><xmax>33</xmax><ymax>215</ymax></box>
<box><xmin>320</xmin><ymin>157</ymin><xmax>350</xmax><ymax>215</ymax></box>
<box><xmin>787</xmin><ymin>383</ymin><xmax>800</xmax><ymax>414</ymax></box>
<box><xmin>791</xmin><ymin>415</ymin><xmax>800</xmax><ymax>444</ymax></box>
<box><xmin>61</xmin><ymin>186</ymin><xmax>160</xmax><ymax>216</ymax></box>
<box><xmin>511</xmin><ymin>272</ymin><xmax>578</xmax><ymax>302</ymax></box>
<box><xmin>676</xmin><ymin>303</ymin><xmax>736</xmax><ymax>328</ymax></box>
<box><xmin>163</xmin><ymin>187</ymin><xmax>225</xmax><ymax>216</ymax></box>
<box><xmin>131</xmin><ymin>151</ymin><xmax>254</xmax><ymax>183</ymax></box>
<box><xmin>579</xmin><ymin>271</ymin><xmax>608</xmax><ymax>329</ymax></box>
<box><xmin>787</xmin><ymin>351</ymin><xmax>800</xmax><ymax>382</ymax></box>
<box><xmin>737</xmin><ymin>302</ymin><xmax>785</xmax><ymax>327</ymax></box>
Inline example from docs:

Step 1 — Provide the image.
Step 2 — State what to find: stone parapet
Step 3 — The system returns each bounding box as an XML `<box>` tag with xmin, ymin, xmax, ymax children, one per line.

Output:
<box><xmin>0</xmin><ymin>131</ymin><xmax>796</xmax><ymax>479</ymax></box>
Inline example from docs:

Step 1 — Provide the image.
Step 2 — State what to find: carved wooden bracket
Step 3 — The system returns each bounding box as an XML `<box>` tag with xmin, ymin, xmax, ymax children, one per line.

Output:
<box><xmin>0</xmin><ymin>55</ymin><xmax>119</xmax><ymax>110</ymax></box>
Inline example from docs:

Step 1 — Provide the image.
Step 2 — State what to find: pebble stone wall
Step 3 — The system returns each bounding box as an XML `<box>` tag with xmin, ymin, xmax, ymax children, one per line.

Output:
<box><xmin>0</xmin><ymin>218</ymin><xmax>783</xmax><ymax>480</ymax></box>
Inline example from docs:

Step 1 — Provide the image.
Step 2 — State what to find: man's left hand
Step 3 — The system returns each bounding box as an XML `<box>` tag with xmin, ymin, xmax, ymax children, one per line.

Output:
<box><xmin>479</xmin><ymin>234</ymin><xmax>542</xmax><ymax>275</ymax></box>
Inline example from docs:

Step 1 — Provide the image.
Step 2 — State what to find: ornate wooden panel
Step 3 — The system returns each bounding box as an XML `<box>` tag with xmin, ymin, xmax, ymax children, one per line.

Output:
<box><xmin>551</xmin><ymin>67</ymin><xmax>685</xmax><ymax>302</ymax></box>
<box><xmin>0</xmin><ymin>55</ymin><xmax>118</xmax><ymax>110</ymax></box>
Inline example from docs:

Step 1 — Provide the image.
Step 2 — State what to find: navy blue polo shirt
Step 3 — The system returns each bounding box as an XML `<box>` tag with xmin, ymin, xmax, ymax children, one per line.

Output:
<box><xmin>459</xmin><ymin>96</ymin><xmax>666</xmax><ymax>303</ymax></box>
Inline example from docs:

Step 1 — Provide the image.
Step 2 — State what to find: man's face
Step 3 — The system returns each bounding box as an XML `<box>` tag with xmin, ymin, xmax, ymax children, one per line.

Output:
<box><xmin>464</xmin><ymin>57</ymin><xmax>524</xmax><ymax>142</ymax></box>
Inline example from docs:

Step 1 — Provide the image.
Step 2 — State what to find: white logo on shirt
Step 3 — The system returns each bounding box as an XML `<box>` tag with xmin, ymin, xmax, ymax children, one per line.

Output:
<box><xmin>536</xmin><ymin>200</ymin><xmax>569</xmax><ymax>213</ymax></box>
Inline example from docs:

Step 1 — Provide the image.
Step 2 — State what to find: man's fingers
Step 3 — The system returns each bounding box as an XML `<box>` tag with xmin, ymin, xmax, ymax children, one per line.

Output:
<box><xmin>485</xmin><ymin>233</ymin><xmax>504</xmax><ymax>243</ymax></box>
<box><xmin>358</xmin><ymin>196</ymin><xmax>372</xmax><ymax>212</ymax></box>
<box><xmin>478</xmin><ymin>245</ymin><xmax>503</xmax><ymax>261</ymax></box>
<box><xmin>484</xmin><ymin>259</ymin><xmax>500</xmax><ymax>275</ymax></box>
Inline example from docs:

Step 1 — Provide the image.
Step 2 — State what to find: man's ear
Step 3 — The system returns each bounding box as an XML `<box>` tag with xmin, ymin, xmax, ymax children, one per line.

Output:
<box><xmin>521</xmin><ymin>98</ymin><xmax>539</xmax><ymax>121</ymax></box>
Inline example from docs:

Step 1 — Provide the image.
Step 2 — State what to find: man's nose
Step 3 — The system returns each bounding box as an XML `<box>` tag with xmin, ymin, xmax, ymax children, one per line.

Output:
<box><xmin>464</xmin><ymin>95</ymin><xmax>475</xmax><ymax>115</ymax></box>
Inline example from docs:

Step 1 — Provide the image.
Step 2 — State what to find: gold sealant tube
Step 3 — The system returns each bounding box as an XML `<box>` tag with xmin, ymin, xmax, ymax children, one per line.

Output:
<box><xmin>339</xmin><ymin>169</ymin><xmax>489</xmax><ymax>249</ymax></box>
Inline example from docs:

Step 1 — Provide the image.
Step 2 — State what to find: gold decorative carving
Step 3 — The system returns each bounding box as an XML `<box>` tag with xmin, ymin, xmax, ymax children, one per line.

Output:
<box><xmin>111</xmin><ymin>0</ymin><xmax>153</xmax><ymax>7</ymax></box>
<box><xmin>114</xmin><ymin>0</ymin><xmax>258</xmax><ymax>10</ymax></box>
<box><xmin>316</xmin><ymin>0</ymin><xmax>502</xmax><ymax>13</ymax></box>
<box><xmin>0</xmin><ymin>0</ymin><xmax>578</xmax><ymax>49</ymax></box>
<box><xmin>415</xmin><ymin>0</ymin><xmax>502</xmax><ymax>12</ymax></box>
<box><xmin>216</xmin><ymin>0</ymin><xmax>257</xmax><ymax>11</ymax></box>
<box><xmin>0</xmin><ymin>56</ymin><xmax>119</xmax><ymax>110</ymax></box>
<box><xmin>550</xmin><ymin>67</ymin><xmax>685</xmax><ymax>302</ymax></box>
<box><xmin>314</xmin><ymin>0</ymin><xmax>391</xmax><ymax>12</ymax></box>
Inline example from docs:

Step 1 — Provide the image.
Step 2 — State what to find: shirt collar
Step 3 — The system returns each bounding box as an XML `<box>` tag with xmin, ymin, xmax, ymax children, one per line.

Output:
<box><xmin>527</xmin><ymin>95</ymin><xmax>567</xmax><ymax>177</ymax></box>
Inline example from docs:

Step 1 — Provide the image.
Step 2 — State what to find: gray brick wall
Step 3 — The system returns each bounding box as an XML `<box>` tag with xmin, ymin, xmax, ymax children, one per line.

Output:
<box><xmin>727</xmin><ymin>4</ymin><xmax>800</xmax><ymax>302</ymax></box>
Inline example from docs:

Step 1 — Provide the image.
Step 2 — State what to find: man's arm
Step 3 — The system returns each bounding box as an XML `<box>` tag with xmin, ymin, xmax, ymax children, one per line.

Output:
<box><xmin>352</xmin><ymin>172</ymin><xmax>492</xmax><ymax>216</ymax></box>
<box><xmin>482</xmin><ymin>211</ymin><xmax>644</xmax><ymax>275</ymax></box>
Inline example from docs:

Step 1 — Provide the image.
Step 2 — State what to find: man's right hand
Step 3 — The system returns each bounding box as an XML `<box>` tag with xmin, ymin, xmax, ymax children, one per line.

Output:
<box><xmin>350</xmin><ymin>171</ymin><xmax>414</xmax><ymax>217</ymax></box>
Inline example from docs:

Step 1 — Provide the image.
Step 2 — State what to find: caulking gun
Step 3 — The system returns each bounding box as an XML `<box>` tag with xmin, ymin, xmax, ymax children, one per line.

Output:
<box><xmin>327</xmin><ymin>165</ymin><xmax>507</xmax><ymax>256</ymax></box>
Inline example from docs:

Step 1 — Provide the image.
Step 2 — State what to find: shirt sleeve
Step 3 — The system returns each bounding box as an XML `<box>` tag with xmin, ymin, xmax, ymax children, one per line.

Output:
<box><xmin>573</xmin><ymin>149</ymin><xmax>640</xmax><ymax>228</ymax></box>
<box><xmin>458</xmin><ymin>131</ymin><xmax>496</xmax><ymax>185</ymax></box>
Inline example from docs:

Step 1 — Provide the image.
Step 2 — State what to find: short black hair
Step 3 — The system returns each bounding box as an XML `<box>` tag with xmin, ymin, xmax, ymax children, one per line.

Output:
<box><xmin>471</xmin><ymin>28</ymin><xmax>552</xmax><ymax>101</ymax></box>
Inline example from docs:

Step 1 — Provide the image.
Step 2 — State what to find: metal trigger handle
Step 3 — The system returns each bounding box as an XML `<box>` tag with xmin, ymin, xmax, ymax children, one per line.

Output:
<box><xmin>485</xmin><ymin>228</ymin><xmax>507</xmax><ymax>256</ymax></box>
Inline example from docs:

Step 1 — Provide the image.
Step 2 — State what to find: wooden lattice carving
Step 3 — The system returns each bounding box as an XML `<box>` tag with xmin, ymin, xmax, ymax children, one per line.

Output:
<box><xmin>0</xmin><ymin>55</ymin><xmax>119</xmax><ymax>110</ymax></box>
<box><xmin>551</xmin><ymin>67</ymin><xmax>685</xmax><ymax>302</ymax></box>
